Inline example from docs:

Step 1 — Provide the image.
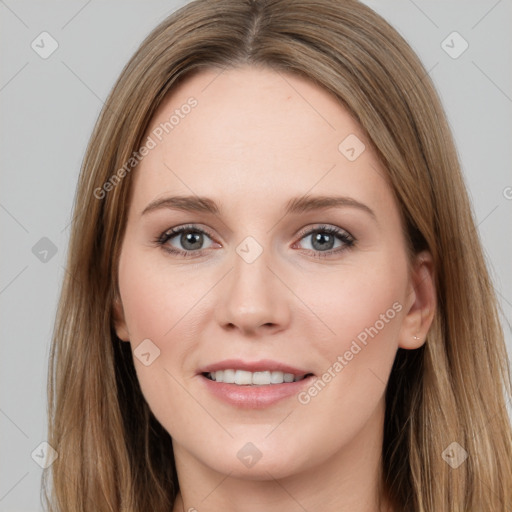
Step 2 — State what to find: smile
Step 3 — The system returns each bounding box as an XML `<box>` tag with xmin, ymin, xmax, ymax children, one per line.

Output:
<box><xmin>204</xmin><ymin>369</ymin><xmax>312</xmax><ymax>385</ymax></box>
<box><xmin>197</xmin><ymin>359</ymin><xmax>316</xmax><ymax>408</ymax></box>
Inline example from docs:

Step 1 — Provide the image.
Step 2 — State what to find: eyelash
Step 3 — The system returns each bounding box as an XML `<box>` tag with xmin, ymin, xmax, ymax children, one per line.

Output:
<box><xmin>154</xmin><ymin>224</ymin><xmax>356</xmax><ymax>259</ymax></box>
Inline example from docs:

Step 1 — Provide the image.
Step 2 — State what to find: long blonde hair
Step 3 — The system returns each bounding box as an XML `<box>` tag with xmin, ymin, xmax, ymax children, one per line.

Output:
<box><xmin>43</xmin><ymin>0</ymin><xmax>512</xmax><ymax>510</ymax></box>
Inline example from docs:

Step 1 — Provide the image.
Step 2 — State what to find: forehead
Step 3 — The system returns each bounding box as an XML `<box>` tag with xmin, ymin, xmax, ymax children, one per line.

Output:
<box><xmin>131</xmin><ymin>65</ymin><xmax>395</xmax><ymax>220</ymax></box>
<box><xmin>145</xmin><ymin>65</ymin><xmax>362</xmax><ymax>158</ymax></box>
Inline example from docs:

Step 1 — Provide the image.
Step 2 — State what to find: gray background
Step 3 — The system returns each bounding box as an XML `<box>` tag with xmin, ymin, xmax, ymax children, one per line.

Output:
<box><xmin>1</xmin><ymin>1</ymin><xmax>511</xmax><ymax>510</ymax></box>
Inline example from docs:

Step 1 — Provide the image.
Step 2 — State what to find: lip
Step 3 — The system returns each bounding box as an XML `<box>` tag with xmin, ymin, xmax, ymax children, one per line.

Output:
<box><xmin>197</xmin><ymin>359</ymin><xmax>315</xmax><ymax>409</ymax></box>
<box><xmin>197</xmin><ymin>358</ymin><xmax>311</xmax><ymax>375</ymax></box>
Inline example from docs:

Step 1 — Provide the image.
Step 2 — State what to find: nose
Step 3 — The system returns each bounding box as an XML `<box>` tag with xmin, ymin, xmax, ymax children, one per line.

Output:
<box><xmin>215</xmin><ymin>242</ymin><xmax>291</xmax><ymax>337</ymax></box>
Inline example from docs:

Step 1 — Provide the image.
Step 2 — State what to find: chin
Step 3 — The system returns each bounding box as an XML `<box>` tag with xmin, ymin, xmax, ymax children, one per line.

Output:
<box><xmin>194</xmin><ymin>436</ymin><xmax>315</xmax><ymax>480</ymax></box>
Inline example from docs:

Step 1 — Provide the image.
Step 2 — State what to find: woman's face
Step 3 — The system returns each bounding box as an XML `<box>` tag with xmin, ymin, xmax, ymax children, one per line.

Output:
<box><xmin>114</xmin><ymin>65</ymin><xmax>433</xmax><ymax>481</ymax></box>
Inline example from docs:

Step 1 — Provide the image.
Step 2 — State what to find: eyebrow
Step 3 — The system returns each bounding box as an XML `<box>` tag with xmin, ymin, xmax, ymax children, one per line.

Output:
<box><xmin>141</xmin><ymin>194</ymin><xmax>376</xmax><ymax>220</ymax></box>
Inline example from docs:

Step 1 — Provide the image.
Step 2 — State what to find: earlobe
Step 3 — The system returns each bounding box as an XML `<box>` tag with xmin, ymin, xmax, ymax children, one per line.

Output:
<box><xmin>398</xmin><ymin>250</ymin><xmax>436</xmax><ymax>350</ymax></box>
<box><xmin>112</xmin><ymin>295</ymin><xmax>130</xmax><ymax>342</ymax></box>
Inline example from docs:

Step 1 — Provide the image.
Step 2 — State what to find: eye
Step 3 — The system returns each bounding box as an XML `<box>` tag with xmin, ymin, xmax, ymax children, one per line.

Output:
<box><xmin>154</xmin><ymin>225</ymin><xmax>217</xmax><ymax>257</ymax></box>
<box><xmin>293</xmin><ymin>224</ymin><xmax>355</xmax><ymax>258</ymax></box>
<box><xmin>154</xmin><ymin>223</ymin><xmax>356</xmax><ymax>259</ymax></box>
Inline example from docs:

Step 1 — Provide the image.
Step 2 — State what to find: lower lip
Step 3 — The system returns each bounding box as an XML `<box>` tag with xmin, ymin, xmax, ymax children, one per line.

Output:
<box><xmin>199</xmin><ymin>374</ymin><xmax>315</xmax><ymax>409</ymax></box>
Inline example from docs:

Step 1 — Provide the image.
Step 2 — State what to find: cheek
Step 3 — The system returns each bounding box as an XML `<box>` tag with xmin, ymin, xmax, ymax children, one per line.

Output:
<box><xmin>328</xmin><ymin>269</ymin><xmax>404</xmax><ymax>358</ymax></box>
<box><xmin>301</xmin><ymin>254</ymin><xmax>406</xmax><ymax>349</ymax></box>
<box><xmin>295</xmin><ymin>253</ymin><xmax>407</xmax><ymax>417</ymax></box>
<box><xmin>118</xmin><ymin>247</ymin><xmax>200</xmax><ymax>342</ymax></box>
<box><xmin>118</xmin><ymin>249</ymin><xmax>207</xmax><ymax>432</ymax></box>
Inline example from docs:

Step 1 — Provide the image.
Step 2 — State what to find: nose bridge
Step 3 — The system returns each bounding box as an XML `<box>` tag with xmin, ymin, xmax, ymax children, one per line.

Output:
<box><xmin>216</xmin><ymin>234</ymin><xmax>290</xmax><ymax>333</ymax></box>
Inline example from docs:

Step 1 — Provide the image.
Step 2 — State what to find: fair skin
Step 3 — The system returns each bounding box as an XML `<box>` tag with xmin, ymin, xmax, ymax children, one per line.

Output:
<box><xmin>113</xmin><ymin>65</ymin><xmax>436</xmax><ymax>512</ymax></box>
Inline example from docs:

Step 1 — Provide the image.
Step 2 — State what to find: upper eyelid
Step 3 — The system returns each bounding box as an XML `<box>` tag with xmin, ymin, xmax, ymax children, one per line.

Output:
<box><xmin>162</xmin><ymin>224</ymin><xmax>216</xmax><ymax>241</ymax></box>
<box><xmin>296</xmin><ymin>224</ymin><xmax>352</xmax><ymax>239</ymax></box>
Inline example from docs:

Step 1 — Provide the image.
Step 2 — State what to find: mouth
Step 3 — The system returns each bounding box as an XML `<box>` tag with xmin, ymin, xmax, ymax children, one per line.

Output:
<box><xmin>197</xmin><ymin>359</ymin><xmax>315</xmax><ymax>408</ymax></box>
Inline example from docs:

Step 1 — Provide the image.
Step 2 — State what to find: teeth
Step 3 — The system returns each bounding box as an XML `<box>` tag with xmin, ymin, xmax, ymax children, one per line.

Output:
<box><xmin>284</xmin><ymin>373</ymin><xmax>294</xmax><ymax>383</ymax></box>
<box><xmin>235</xmin><ymin>370</ymin><xmax>253</xmax><ymax>385</ymax></box>
<box><xmin>207</xmin><ymin>369</ymin><xmax>307</xmax><ymax>385</ymax></box>
<box><xmin>270</xmin><ymin>371</ymin><xmax>284</xmax><ymax>384</ymax></box>
<box><xmin>252</xmin><ymin>371</ymin><xmax>271</xmax><ymax>385</ymax></box>
<box><xmin>223</xmin><ymin>369</ymin><xmax>236</xmax><ymax>383</ymax></box>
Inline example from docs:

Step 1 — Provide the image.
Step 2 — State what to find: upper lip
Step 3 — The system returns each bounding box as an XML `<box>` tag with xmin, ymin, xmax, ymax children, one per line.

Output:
<box><xmin>198</xmin><ymin>359</ymin><xmax>313</xmax><ymax>376</ymax></box>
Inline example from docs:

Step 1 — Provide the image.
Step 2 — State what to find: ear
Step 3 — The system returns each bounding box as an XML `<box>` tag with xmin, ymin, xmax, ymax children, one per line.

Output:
<box><xmin>112</xmin><ymin>295</ymin><xmax>130</xmax><ymax>342</ymax></box>
<box><xmin>397</xmin><ymin>250</ymin><xmax>436</xmax><ymax>349</ymax></box>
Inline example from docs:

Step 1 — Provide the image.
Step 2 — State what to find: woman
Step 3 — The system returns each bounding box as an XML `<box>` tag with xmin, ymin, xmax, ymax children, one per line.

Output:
<box><xmin>43</xmin><ymin>0</ymin><xmax>512</xmax><ymax>511</ymax></box>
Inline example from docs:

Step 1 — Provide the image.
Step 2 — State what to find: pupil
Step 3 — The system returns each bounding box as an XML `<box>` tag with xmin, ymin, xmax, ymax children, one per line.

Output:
<box><xmin>313</xmin><ymin>232</ymin><xmax>333</xmax><ymax>250</ymax></box>
<box><xmin>182</xmin><ymin>231</ymin><xmax>202</xmax><ymax>250</ymax></box>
